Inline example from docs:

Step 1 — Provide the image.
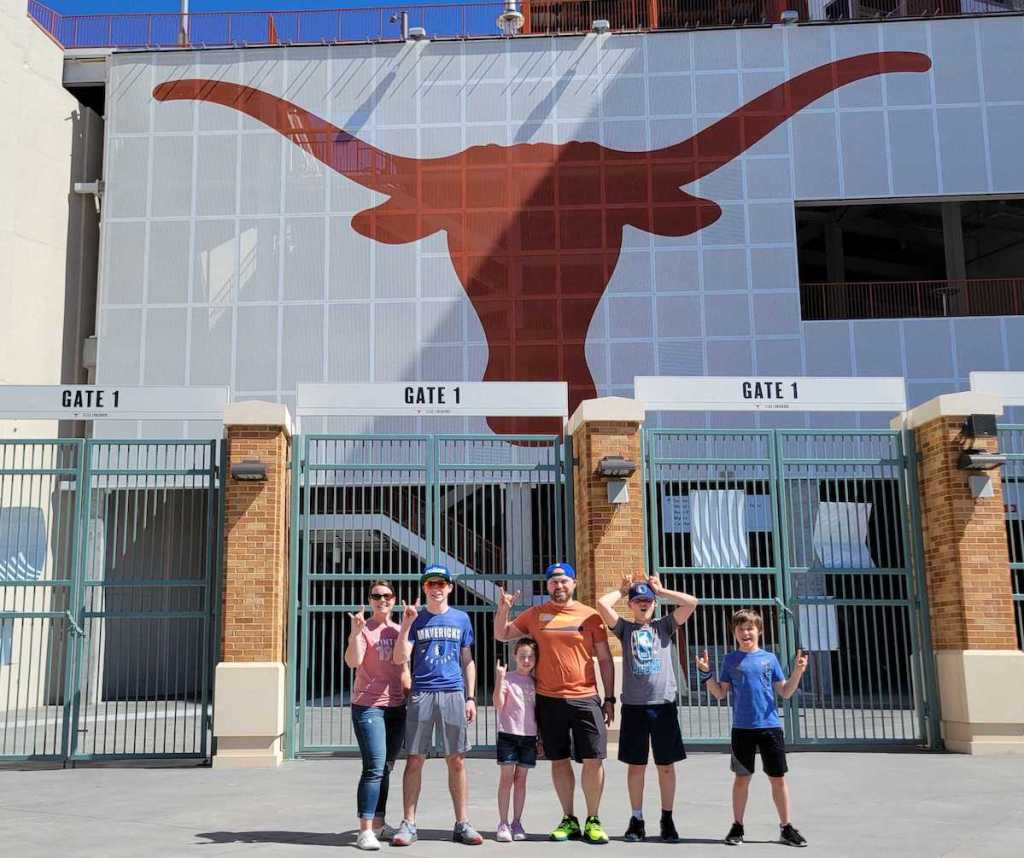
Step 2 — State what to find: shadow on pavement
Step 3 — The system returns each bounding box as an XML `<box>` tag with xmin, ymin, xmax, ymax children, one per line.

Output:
<box><xmin>195</xmin><ymin>831</ymin><xmax>354</xmax><ymax>847</ymax></box>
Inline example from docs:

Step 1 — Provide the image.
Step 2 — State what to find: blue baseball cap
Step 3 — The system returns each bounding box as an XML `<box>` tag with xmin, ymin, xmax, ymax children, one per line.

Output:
<box><xmin>420</xmin><ymin>564</ymin><xmax>453</xmax><ymax>585</ymax></box>
<box><xmin>545</xmin><ymin>562</ymin><xmax>576</xmax><ymax>580</ymax></box>
<box><xmin>628</xmin><ymin>582</ymin><xmax>655</xmax><ymax>602</ymax></box>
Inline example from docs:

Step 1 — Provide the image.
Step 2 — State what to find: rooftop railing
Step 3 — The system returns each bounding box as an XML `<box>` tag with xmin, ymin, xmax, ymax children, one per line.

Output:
<box><xmin>28</xmin><ymin>0</ymin><xmax>1024</xmax><ymax>51</ymax></box>
<box><xmin>800</xmin><ymin>277</ymin><xmax>1024</xmax><ymax>321</ymax></box>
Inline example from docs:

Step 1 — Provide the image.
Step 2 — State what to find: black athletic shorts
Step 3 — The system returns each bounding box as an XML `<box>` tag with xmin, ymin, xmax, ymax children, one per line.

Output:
<box><xmin>617</xmin><ymin>703</ymin><xmax>687</xmax><ymax>766</ymax></box>
<box><xmin>730</xmin><ymin>727</ymin><xmax>788</xmax><ymax>777</ymax></box>
<box><xmin>535</xmin><ymin>694</ymin><xmax>607</xmax><ymax>762</ymax></box>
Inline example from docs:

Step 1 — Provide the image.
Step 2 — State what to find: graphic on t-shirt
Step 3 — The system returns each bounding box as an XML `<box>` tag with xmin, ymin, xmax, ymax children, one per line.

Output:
<box><xmin>375</xmin><ymin>636</ymin><xmax>395</xmax><ymax>662</ymax></box>
<box><xmin>416</xmin><ymin>624</ymin><xmax>461</xmax><ymax>666</ymax></box>
<box><xmin>630</xmin><ymin>627</ymin><xmax>661</xmax><ymax>676</ymax></box>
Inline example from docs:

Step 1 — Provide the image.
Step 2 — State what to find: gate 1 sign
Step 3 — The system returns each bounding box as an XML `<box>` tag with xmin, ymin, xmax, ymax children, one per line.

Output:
<box><xmin>297</xmin><ymin>382</ymin><xmax>568</xmax><ymax>418</ymax></box>
<box><xmin>969</xmin><ymin>371</ymin><xmax>1024</xmax><ymax>405</ymax></box>
<box><xmin>635</xmin><ymin>376</ymin><xmax>907</xmax><ymax>412</ymax></box>
<box><xmin>0</xmin><ymin>386</ymin><xmax>229</xmax><ymax>421</ymax></box>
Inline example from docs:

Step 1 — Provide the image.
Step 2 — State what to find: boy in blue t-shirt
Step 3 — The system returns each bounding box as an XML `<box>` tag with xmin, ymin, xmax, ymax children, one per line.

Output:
<box><xmin>696</xmin><ymin>609</ymin><xmax>809</xmax><ymax>848</ymax></box>
<box><xmin>392</xmin><ymin>565</ymin><xmax>482</xmax><ymax>847</ymax></box>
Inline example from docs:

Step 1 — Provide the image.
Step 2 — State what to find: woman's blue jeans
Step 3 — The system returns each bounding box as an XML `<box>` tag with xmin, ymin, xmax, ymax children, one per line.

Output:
<box><xmin>352</xmin><ymin>703</ymin><xmax>406</xmax><ymax>820</ymax></box>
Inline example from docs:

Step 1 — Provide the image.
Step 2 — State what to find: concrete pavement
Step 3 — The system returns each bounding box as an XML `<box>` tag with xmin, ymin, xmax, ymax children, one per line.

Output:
<box><xmin>1</xmin><ymin>751</ymin><xmax>1022</xmax><ymax>857</ymax></box>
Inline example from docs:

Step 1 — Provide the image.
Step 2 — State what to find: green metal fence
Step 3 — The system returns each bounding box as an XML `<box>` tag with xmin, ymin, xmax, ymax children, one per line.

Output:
<box><xmin>0</xmin><ymin>439</ymin><xmax>221</xmax><ymax>764</ymax></box>
<box><xmin>643</xmin><ymin>428</ymin><xmax>937</xmax><ymax>748</ymax></box>
<box><xmin>289</xmin><ymin>433</ymin><xmax>573</xmax><ymax>756</ymax></box>
<box><xmin>999</xmin><ymin>425</ymin><xmax>1024</xmax><ymax>649</ymax></box>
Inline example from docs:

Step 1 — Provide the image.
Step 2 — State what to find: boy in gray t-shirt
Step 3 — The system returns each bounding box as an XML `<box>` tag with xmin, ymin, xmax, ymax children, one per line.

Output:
<box><xmin>596</xmin><ymin>575</ymin><xmax>698</xmax><ymax>844</ymax></box>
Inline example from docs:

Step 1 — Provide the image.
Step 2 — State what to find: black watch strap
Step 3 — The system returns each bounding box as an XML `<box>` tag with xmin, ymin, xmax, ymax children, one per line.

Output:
<box><xmin>603</xmin><ymin>696</ymin><xmax>616</xmax><ymax>704</ymax></box>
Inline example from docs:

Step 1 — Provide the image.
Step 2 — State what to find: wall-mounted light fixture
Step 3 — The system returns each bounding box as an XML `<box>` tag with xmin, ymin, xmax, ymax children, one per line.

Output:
<box><xmin>957</xmin><ymin>413</ymin><xmax>1004</xmax><ymax>497</ymax></box>
<box><xmin>591</xmin><ymin>19</ymin><xmax>610</xmax><ymax>33</ymax></box>
<box><xmin>598</xmin><ymin>455</ymin><xmax>637</xmax><ymax>504</ymax></box>
<box><xmin>230</xmin><ymin>459</ymin><xmax>268</xmax><ymax>482</ymax></box>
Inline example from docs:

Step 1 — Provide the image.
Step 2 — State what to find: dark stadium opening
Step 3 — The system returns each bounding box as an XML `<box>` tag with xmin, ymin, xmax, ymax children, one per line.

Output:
<box><xmin>796</xmin><ymin>197</ymin><xmax>1024</xmax><ymax>320</ymax></box>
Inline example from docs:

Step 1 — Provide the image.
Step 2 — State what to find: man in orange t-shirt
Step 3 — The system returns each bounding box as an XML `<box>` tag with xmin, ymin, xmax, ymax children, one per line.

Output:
<box><xmin>495</xmin><ymin>562</ymin><xmax>615</xmax><ymax>845</ymax></box>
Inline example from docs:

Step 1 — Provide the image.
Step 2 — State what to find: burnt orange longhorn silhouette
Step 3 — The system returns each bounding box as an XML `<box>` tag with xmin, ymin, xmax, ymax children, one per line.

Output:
<box><xmin>154</xmin><ymin>51</ymin><xmax>929</xmax><ymax>435</ymax></box>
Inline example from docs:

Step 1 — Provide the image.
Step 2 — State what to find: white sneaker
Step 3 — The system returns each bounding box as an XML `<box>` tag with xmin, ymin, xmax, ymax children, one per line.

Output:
<box><xmin>375</xmin><ymin>823</ymin><xmax>398</xmax><ymax>841</ymax></box>
<box><xmin>357</xmin><ymin>830</ymin><xmax>382</xmax><ymax>851</ymax></box>
<box><xmin>495</xmin><ymin>822</ymin><xmax>513</xmax><ymax>843</ymax></box>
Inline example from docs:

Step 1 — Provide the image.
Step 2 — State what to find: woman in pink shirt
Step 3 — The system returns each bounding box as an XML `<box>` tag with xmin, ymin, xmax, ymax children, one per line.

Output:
<box><xmin>346</xmin><ymin>580</ymin><xmax>410</xmax><ymax>851</ymax></box>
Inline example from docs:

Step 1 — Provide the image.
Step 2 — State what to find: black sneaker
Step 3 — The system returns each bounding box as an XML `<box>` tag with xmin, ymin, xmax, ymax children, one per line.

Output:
<box><xmin>724</xmin><ymin>822</ymin><xmax>744</xmax><ymax>846</ymax></box>
<box><xmin>659</xmin><ymin>816</ymin><xmax>679</xmax><ymax>844</ymax></box>
<box><xmin>623</xmin><ymin>816</ymin><xmax>645</xmax><ymax>843</ymax></box>
<box><xmin>779</xmin><ymin>824</ymin><xmax>807</xmax><ymax>847</ymax></box>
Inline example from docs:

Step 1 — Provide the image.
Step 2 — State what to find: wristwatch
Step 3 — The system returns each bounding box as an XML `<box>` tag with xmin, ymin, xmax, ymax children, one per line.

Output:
<box><xmin>603</xmin><ymin>696</ymin><xmax>616</xmax><ymax>704</ymax></box>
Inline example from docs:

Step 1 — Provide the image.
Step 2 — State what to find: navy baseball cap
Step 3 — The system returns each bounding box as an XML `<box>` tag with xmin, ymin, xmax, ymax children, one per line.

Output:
<box><xmin>628</xmin><ymin>582</ymin><xmax>655</xmax><ymax>602</ymax></box>
<box><xmin>545</xmin><ymin>562</ymin><xmax>576</xmax><ymax>580</ymax></box>
<box><xmin>420</xmin><ymin>564</ymin><xmax>453</xmax><ymax>585</ymax></box>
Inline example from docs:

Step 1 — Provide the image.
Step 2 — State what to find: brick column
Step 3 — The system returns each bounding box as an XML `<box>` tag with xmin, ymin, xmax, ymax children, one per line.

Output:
<box><xmin>213</xmin><ymin>401</ymin><xmax>293</xmax><ymax>769</ymax></box>
<box><xmin>900</xmin><ymin>391</ymin><xmax>1024</xmax><ymax>754</ymax></box>
<box><xmin>569</xmin><ymin>398</ymin><xmax>646</xmax><ymax>729</ymax></box>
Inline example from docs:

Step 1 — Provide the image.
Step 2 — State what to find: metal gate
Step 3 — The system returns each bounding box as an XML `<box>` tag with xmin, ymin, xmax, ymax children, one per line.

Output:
<box><xmin>0</xmin><ymin>439</ymin><xmax>221</xmax><ymax>763</ymax></box>
<box><xmin>643</xmin><ymin>429</ymin><xmax>938</xmax><ymax>747</ymax></box>
<box><xmin>289</xmin><ymin>433</ymin><xmax>573</xmax><ymax>756</ymax></box>
<box><xmin>999</xmin><ymin>425</ymin><xmax>1024</xmax><ymax>649</ymax></box>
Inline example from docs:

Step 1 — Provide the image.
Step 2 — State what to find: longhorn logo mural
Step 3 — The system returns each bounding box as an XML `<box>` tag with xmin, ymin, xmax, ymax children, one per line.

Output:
<box><xmin>154</xmin><ymin>51</ymin><xmax>930</xmax><ymax>435</ymax></box>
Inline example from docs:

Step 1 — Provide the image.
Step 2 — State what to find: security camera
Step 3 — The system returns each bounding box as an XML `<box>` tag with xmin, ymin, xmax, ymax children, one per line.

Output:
<box><xmin>496</xmin><ymin>0</ymin><xmax>524</xmax><ymax>35</ymax></box>
<box><xmin>957</xmin><ymin>449</ymin><xmax>1007</xmax><ymax>471</ymax></box>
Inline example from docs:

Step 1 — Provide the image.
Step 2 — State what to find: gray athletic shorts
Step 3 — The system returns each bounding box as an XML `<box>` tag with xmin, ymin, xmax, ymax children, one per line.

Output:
<box><xmin>404</xmin><ymin>690</ymin><xmax>471</xmax><ymax>756</ymax></box>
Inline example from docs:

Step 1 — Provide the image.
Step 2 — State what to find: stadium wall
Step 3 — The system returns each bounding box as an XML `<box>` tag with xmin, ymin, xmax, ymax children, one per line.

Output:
<box><xmin>96</xmin><ymin>18</ymin><xmax>1024</xmax><ymax>437</ymax></box>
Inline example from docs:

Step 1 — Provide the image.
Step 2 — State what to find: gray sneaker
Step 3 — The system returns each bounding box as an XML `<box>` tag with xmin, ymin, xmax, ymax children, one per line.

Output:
<box><xmin>453</xmin><ymin>821</ymin><xmax>483</xmax><ymax>845</ymax></box>
<box><xmin>392</xmin><ymin>821</ymin><xmax>418</xmax><ymax>847</ymax></box>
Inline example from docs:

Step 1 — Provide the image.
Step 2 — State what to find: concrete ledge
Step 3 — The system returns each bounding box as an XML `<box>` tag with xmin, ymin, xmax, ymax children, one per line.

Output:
<box><xmin>223</xmin><ymin>400</ymin><xmax>294</xmax><ymax>436</ymax></box>
<box><xmin>890</xmin><ymin>391</ymin><xmax>1003</xmax><ymax>431</ymax></box>
<box><xmin>936</xmin><ymin>650</ymin><xmax>1024</xmax><ymax>755</ymax></box>
<box><xmin>568</xmin><ymin>397</ymin><xmax>646</xmax><ymax>435</ymax></box>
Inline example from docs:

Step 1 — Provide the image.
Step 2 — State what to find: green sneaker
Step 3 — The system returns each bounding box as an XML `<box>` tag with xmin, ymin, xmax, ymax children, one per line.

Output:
<box><xmin>549</xmin><ymin>815</ymin><xmax>581</xmax><ymax>842</ymax></box>
<box><xmin>583</xmin><ymin>816</ymin><xmax>609</xmax><ymax>845</ymax></box>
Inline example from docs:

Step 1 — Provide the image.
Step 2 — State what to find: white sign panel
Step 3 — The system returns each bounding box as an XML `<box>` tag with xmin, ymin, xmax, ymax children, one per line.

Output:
<box><xmin>969</xmin><ymin>372</ymin><xmax>1024</xmax><ymax>406</ymax></box>
<box><xmin>297</xmin><ymin>382</ymin><xmax>568</xmax><ymax>418</ymax></box>
<box><xmin>636</xmin><ymin>376</ymin><xmax>907</xmax><ymax>412</ymax></box>
<box><xmin>662</xmin><ymin>495</ymin><xmax>773</xmax><ymax>533</ymax></box>
<box><xmin>0</xmin><ymin>386</ymin><xmax>229</xmax><ymax>421</ymax></box>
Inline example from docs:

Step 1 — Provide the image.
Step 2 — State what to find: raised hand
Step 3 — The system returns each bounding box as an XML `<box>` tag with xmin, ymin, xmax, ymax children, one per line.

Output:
<box><xmin>400</xmin><ymin>599</ymin><xmax>420</xmax><ymax>624</ymax></box>
<box><xmin>495</xmin><ymin>659</ymin><xmax>507</xmax><ymax>681</ymax></box>
<box><xmin>348</xmin><ymin>610</ymin><xmax>366</xmax><ymax>635</ymax></box>
<box><xmin>619</xmin><ymin>573</ymin><xmax>632</xmax><ymax>597</ymax></box>
<box><xmin>496</xmin><ymin>585</ymin><xmax>520</xmax><ymax>611</ymax></box>
<box><xmin>795</xmin><ymin>649</ymin><xmax>810</xmax><ymax>672</ymax></box>
<box><xmin>696</xmin><ymin>649</ymin><xmax>711</xmax><ymax>673</ymax></box>
<box><xmin>647</xmin><ymin>574</ymin><xmax>663</xmax><ymax>594</ymax></box>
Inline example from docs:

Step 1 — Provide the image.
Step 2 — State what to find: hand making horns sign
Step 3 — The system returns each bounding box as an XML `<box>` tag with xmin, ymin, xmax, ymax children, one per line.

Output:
<box><xmin>496</xmin><ymin>585</ymin><xmax>520</xmax><ymax>610</ymax></box>
<box><xmin>348</xmin><ymin>609</ymin><xmax>366</xmax><ymax>634</ymax></box>
<box><xmin>399</xmin><ymin>598</ymin><xmax>420</xmax><ymax>624</ymax></box>
<box><xmin>696</xmin><ymin>649</ymin><xmax>711</xmax><ymax>674</ymax></box>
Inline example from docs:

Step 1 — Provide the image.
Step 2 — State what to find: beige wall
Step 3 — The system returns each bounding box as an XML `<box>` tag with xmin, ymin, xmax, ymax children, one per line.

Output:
<box><xmin>0</xmin><ymin>1</ymin><xmax>80</xmax><ymax>439</ymax></box>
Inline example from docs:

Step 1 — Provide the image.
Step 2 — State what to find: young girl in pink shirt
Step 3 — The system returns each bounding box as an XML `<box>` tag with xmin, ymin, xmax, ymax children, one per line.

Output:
<box><xmin>492</xmin><ymin>638</ymin><xmax>539</xmax><ymax>842</ymax></box>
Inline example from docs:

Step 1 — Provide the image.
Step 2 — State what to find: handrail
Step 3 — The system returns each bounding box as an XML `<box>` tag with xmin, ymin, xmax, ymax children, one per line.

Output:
<box><xmin>28</xmin><ymin>0</ymin><xmax>1024</xmax><ymax>51</ymax></box>
<box><xmin>800</xmin><ymin>277</ymin><xmax>1024</xmax><ymax>321</ymax></box>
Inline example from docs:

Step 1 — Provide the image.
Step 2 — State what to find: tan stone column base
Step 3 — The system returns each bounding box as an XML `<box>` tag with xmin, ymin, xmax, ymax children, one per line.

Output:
<box><xmin>212</xmin><ymin>662</ymin><xmax>286</xmax><ymax>769</ymax></box>
<box><xmin>935</xmin><ymin>650</ymin><xmax>1024</xmax><ymax>755</ymax></box>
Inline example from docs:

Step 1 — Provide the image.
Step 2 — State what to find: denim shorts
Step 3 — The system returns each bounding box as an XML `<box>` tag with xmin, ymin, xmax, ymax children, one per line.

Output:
<box><xmin>496</xmin><ymin>731</ymin><xmax>537</xmax><ymax>768</ymax></box>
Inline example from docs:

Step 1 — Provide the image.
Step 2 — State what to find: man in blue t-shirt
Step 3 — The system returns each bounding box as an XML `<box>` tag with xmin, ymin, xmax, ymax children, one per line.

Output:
<box><xmin>696</xmin><ymin>609</ymin><xmax>809</xmax><ymax>848</ymax></box>
<box><xmin>392</xmin><ymin>565</ymin><xmax>482</xmax><ymax>847</ymax></box>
